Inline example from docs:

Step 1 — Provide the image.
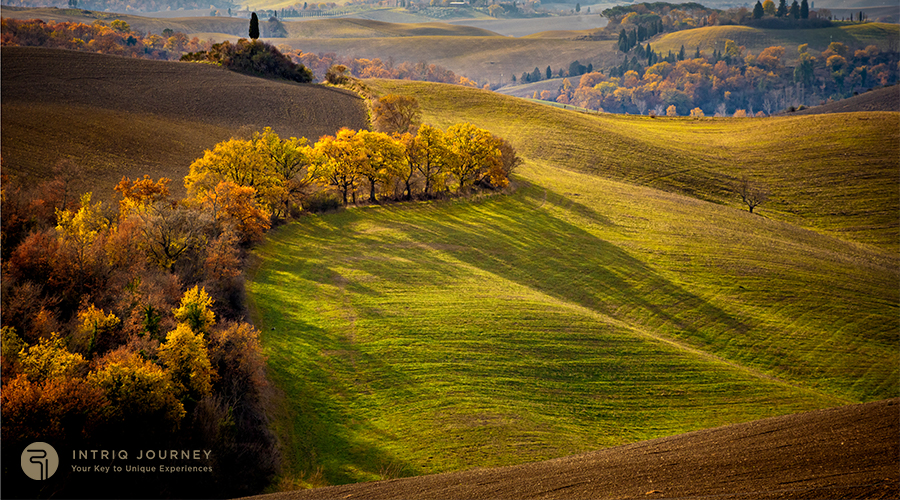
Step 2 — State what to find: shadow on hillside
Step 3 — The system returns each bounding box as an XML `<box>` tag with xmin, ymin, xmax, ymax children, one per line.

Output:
<box><xmin>252</xmin><ymin>186</ymin><xmax>758</xmax><ymax>485</ymax></box>
<box><xmin>251</xmin><ymin>285</ymin><xmax>421</xmax><ymax>485</ymax></box>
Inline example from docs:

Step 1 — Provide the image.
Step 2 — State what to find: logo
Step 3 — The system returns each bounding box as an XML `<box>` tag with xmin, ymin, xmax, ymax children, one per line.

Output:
<box><xmin>21</xmin><ymin>442</ymin><xmax>59</xmax><ymax>480</ymax></box>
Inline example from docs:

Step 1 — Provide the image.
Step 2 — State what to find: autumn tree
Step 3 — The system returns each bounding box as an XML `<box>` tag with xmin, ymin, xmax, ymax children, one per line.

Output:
<box><xmin>200</xmin><ymin>182</ymin><xmax>271</xmax><ymax>244</ymax></box>
<box><xmin>445</xmin><ymin>123</ymin><xmax>502</xmax><ymax>192</ymax></box>
<box><xmin>158</xmin><ymin>323</ymin><xmax>213</xmax><ymax>403</ymax></box>
<box><xmin>88</xmin><ymin>348</ymin><xmax>185</xmax><ymax>435</ymax></box>
<box><xmin>133</xmin><ymin>200</ymin><xmax>212</xmax><ymax>271</ymax></box>
<box><xmin>73</xmin><ymin>304</ymin><xmax>121</xmax><ymax>355</ymax></box>
<box><xmin>356</xmin><ymin>130</ymin><xmax>405</xmax><ymax>202</ymax></box>
<box><xmin>402</xmin><ymin>124</ymin><xmax>451</xmax><ymax>197</ymax></box>
<box><xmin>314</xmin><ymin>128</ymin><xmax>365</xmax><ymax>204</ymax></box>
<box><xmin>371</xmin><ymin>94</ymin><xmax>422</xmax><ymax>135</ymax></box>
<box><xmin>762</xmin><ymin>0</ymin><xmax>775</xmax><ymax>15</ymax></box>
<box><xmin>253</xmin><ymin>128</ymin><xmax>319</xmax><ymax>217</ymax></box>
<box><xmin>115</xmin><ymin>175</ymin><xmax>171</xmax><ymax>217</ymax></box>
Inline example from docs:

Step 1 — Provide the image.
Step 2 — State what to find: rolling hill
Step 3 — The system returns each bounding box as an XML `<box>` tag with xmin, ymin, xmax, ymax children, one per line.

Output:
<box><xmin>0</xmin><ymin>46</ymin><xmax>368</xmax><ymax>199</ymax></box>
<box><xmin>245</xmin><ymin>79</ymin><xmax>897</xmax><ymax>486</ymax></box>
<box><xmin>245</xmin><ymin>398</ymin><xmax>900</xmax><ymax>499</ymax></box>
<box><xmin>3</xmin><ymin>47</ymin><xmax>897</xmax><ymax>496</ymax></box>
<box><xmin>651</xmin><ymin>23</ymin><xmax>900</xmax><ymax>62</ymax></box>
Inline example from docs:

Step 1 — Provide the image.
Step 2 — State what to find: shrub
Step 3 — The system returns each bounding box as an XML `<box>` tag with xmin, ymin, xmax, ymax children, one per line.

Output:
<box><xmin>181</xmin><ymin>39</ymin><xmax>313</xmax><ymax>82</ymax></box>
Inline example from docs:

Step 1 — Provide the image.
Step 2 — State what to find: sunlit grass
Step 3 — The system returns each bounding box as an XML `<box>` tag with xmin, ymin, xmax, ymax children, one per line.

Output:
<box><xmin>247</xmin><ymin>79</ymin><xmax>898</xmax><ymax>488</ymax></box>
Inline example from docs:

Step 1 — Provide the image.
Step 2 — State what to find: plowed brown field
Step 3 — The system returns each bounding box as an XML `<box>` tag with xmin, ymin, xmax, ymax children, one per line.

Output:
<box><xmin>1</xmin><ymin>46</ymin><xmax>367</xmax><ymax>198</ymax></box>
<box><xmin>245</xmin><ymin>399</ymin><xmax>899</xmax><ymax>500</ymax></box>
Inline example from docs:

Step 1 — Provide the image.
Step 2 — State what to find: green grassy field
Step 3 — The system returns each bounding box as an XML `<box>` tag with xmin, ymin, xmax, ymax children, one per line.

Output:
<box><xmin>247</xmin><ymin>81</ymin><xmax>899</xmax><ymax>488</ymax></box>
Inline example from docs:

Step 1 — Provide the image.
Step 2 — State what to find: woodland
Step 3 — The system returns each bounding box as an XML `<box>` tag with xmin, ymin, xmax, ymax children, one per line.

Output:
<box><xmin>0</xmin><ymin>90</ymin><xmax>517</xmax><ymax>495</ymax></box>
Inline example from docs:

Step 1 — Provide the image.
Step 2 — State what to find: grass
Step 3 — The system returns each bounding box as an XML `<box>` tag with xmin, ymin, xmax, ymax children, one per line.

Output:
<box><xmin>369</xmin><ymin>80</ymin><xmax>900</xmax><ymax>253</ymax></box>
<box><xmin>248</xmin><ymin>80</ymin><xmax>898</xmax><ymax>488</ymax></box>
<box><xmin>652</xmin><ymin>23</ymin><xmax>900</xmax><ymax>61</ymax></box>
<box><xmin>249</xmin><ymin>165</ymin><xmax>896</xmax><ymax>487</ymax></box>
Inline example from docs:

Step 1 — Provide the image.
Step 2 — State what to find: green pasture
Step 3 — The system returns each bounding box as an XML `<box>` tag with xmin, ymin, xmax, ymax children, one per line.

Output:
<box><xmin>248</xmin><ymin>81</ymin><xmax>898</xmax><ymax>487</ymax></box>
<box><xmin>249</xmin><ymin>162</ymin><xmax>896</xmax><ymax>486</ymax></box>
<box><xmin>370</xmin><ymin>80</ymin><xmax>900</xmax><ymax>252</ymax></box>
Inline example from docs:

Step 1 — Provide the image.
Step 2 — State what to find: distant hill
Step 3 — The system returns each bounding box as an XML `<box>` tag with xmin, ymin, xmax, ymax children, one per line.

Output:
<box><xmin>791</xmin><ymin>85</ymin><xmax>900</xmax><ymax>114</ymax></box>
<box><xmin>0</xmin><ymin>46</ymin><xmax>368</xmax><ymax>199</ymax></box>
<box><xmin>651</xmin><ymin>23</ymin><xmax>900</xmax><ymax>63</ymax></box>
<box><xmin>244</xmin><ymin>398</ymin><xmax>899</xmax><ymax>500</ymax></box>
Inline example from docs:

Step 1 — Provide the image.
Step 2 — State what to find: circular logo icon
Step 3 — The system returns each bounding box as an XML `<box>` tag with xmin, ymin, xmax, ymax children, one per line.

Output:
<box><xmin>21</xmin><ymin>442</ymin><xmax>59</xmax><ymax>480</ymax></box>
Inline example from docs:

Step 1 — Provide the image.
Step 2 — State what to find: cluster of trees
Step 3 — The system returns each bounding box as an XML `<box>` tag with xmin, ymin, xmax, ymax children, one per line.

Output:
<box><xmin>182</xmin><ymin>39</ymin><xmax>314</xmax><ymax>83</ymax></box>
<box><xmin>2</xmin><ymin>0</ymin><xmax>236</xmax><ymax>12</ymax></box>
<box><xmin>535</xmin><ymin>40</ymin><xmax>898</xmax><ymax>115</ymax></box>
<box><xmin>279</xmin><ymin>48</ymin><xmax>479</xmax><ymax>86</ymax></box>
<box><xmin>1</xmin><ymin>168</ymin><xmax>277</xmax><ymax>497</ymax></box>
<box><xmin>0</xmin><ymin>17</ymin><xmax>209</xmax><ymax>59</ymax></box>
<box><xmin>186</xmin><ymin>112</ymin><xmax>518</xmax><ymax>212</ymax></box>
<box><xmin>513</xmin><ymin>61</ymin><xmax>594</xmax><ymax>84</ymax></box>
<box><xmin>1</xmin><ymin>96</ymin><xmax>517</xmax><ymax>494</ymax></box>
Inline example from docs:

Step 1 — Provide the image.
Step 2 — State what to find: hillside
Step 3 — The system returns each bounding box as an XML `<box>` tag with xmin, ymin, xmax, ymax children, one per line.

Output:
<box><xmin>244</xmin><ymin>79</ymin><xmax>897</xmax><ymax>486</ymax></box>
<box><xmin>790</xmin><ymin>84</ymin><xmax>900</xmax><ymax>114</ymax></box>
<box><xmin>0</xmin><ymin>46</ymin><xmax>368</xmax><ymax>198</ymax></box>
<box><xmin>371</xmin><ymin>79</ymin><xmax>900</xmax><ymax>252</ymax></box>
<box><xmin>246</xmin><ymin>398</ymin><xmax>900</xmax><ymax>499</ymax></box>
<box><xmin>651</xmin><ymin>23</ymin><xmax>900</xmax><ymax>62</ymax></box>
<box><xmin>4</xmin><ymin>47</ymin><xmax>897</xmax><ymax>496</ymax></box>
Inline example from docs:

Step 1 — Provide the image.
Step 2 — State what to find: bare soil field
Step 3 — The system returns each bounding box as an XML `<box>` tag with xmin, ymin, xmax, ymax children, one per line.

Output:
<box><xmin>246</xmin><ymin>399</ymin><xmax>899</xmax><ymax>500</ymax></box>
<box><xmin>0</xmin><ymin>46</ymin><xmax>367</xmax><ymax>198</ymax></box>
<box><xmin>791</xmin><ymin>85</ymin><xmax>900</xmax><ymax>114</ymax></box>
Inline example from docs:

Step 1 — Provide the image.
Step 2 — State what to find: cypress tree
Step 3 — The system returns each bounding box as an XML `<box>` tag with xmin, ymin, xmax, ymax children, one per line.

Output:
<box><xmin>753</xmin><ymin>0</ymin><xmax>764</xmax><ymax>18</ymax></box>
<box><xmin>695</xmin><ymin>46</ymin><xmax>701</xmax><ymax>58</ymax></box>
<box><xmin>800</xmin><ymin>0</ymin><xmax>809</xmax><ymax>18</ymax></box>
<box><xmin>790</xmin><ymin>0</ymin><xmax>800</xmax><ymax>18</ymax></box>
<box><xmin>776</xmin><ymin>0</ymin><xmax>787</xmax><ymax>17</ymax></box>
<box><xmin>249</xmin><ymin>12</ymin><xmax>260</xmax><ymax>39</ymax></box>
<box><xmin>546</xmin><ymin>66</ymin><xmax>552</xmax><ymax>79</ymax></box>
<box><xmin>678</xmin><ymin>44</ymin><xmax>685</xmax><ymax>61</ymax></box>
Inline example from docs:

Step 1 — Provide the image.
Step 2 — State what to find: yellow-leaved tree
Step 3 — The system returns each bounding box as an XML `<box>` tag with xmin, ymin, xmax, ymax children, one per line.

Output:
<box><xmin>445</xmin><ymin>123</ymin><xmax>502</xmax><ymax>192</ymax></box>
<box><xmin>172</xmin><ymin>286</ymin><xmax>216</xmax><ymax>334</ymax></box>
<box><xmin>158</xmin><ymin>324</ymin><xmax>213</xmax><ymax>403</ymax></box>
<box><xmin>73</xmin><ymin>304</ymin><xmax>121</xmax><ymax>354</ymax></box>
<box><xmin>88</xmin><ymin>348</ymin><xmax>185</xmax><ymax>432</ymax></box>
<box><xmin>356</xmin><ymin>129</ymin><xmax>405</xmax><ymax>202</ymax></box>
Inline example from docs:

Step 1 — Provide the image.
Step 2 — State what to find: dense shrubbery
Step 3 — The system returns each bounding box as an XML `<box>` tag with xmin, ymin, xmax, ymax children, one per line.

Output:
<box><xmin>182</xmin><ymin>39</ymin><xmax>314</xmax><ymax>83</ymax></box>
<box><xmin>0</xmin><ymin>113</ymin><xmax>516</xmax><ymax>495</ymax></box>
<box><xmin>1</xmin><ymin>168</ymin><xmax>278</xmax><ymax>498</ymax></box>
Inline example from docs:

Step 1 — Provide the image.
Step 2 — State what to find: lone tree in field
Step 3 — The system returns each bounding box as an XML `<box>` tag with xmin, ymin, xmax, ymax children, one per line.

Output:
<box><xmin>738</xmin><ymin>176</ymin><xmax>769</xmax><ymax>213</ymax></box>
<box><xmin>372</xmin><ymin>94</ymin><xmax>422</xmax><ymax>134</ymax></box>
<box><xmin>249</xmin><ymin>12</ymin><xmax>260</xmax><ymax>40</ymax></box>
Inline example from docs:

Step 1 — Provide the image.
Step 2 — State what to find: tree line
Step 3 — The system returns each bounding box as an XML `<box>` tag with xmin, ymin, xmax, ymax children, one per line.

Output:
<box><xmin>0</xmin><ymin>17</ymin><xmax>209</xmax><ymax>59</ymax></box>
<box><xmin>535</xmin><ymin>40</ymin><xmax>898</xmax><ymax>116</ymax></box>
<box><xmin>186</xmin><ymin>99</ymin><xmax>518</xmax><ymax>214</ymax></box>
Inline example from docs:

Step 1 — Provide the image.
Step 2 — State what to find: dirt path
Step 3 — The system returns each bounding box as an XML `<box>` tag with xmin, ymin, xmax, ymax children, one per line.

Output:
<box><xmin>243</xmin><ymin>399</ymin><xmax>899</xmax><ymax>500</ymax></box>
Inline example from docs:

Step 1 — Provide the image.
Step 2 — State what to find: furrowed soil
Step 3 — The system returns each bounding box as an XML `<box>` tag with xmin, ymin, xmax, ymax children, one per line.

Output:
<box><xmin>245</xmin><ymin>398</ymin><xmax>899</xmax><ymax>500</ymax></box>
<box><xmin>0</xmin><ymin>46</ymin><xmax>368</xmax><ymax>199</ymax></box>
